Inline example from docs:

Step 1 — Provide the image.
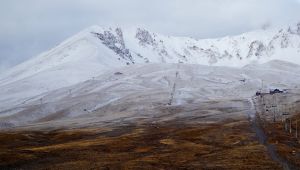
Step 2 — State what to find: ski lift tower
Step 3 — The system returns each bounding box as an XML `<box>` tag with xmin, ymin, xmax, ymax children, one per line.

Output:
<box><xmin>282</xmin><ymin>112</ymin><xmax>290</xmax><ymax>132</ymax></box>
<box><xmin>271</xmin><ymin>104</ymin><xmax>277</xmax><ymax>122</ymax></box>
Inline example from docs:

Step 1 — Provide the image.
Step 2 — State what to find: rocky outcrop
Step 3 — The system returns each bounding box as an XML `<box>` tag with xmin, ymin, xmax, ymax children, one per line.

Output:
<box><xmin>91</xmin><ymin>28</ymin><xmax>134</xmax><ymax>64</ymax></box>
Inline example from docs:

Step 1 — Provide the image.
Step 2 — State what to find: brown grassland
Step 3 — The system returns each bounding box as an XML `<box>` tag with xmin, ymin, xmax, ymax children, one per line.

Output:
<box><xmin>0</xmin><ymin>118</ymin><xmax>283</xmax><ymax>170</ymax></box>
<box><xmin>262</xmin><ymin>113</ymin><xmax>300</xmax><ymax>168</ymax></box>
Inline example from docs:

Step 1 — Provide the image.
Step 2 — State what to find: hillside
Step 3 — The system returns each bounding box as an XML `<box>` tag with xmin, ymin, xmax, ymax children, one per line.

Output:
<box><xmin>1</xmin><ymin>23</ymin><xmax>300</xmax><ymax>128</ymax></box>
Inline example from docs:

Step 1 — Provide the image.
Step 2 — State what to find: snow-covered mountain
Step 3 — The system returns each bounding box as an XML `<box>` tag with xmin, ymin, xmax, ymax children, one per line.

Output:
<box><xmin>1</xmin><ymin>23</ymin><xmax>300</xmax><ymax>88</ymax></box>
<box><xmin>1</xmin><ymin>23</ymin><xmax>300</xmax><ymax>129</ymax></box>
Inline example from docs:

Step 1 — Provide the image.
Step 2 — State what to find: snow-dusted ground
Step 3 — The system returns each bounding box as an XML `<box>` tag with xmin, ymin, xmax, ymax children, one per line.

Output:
<box><xmin>1</xmin><ymin>61</ymin><xmax>300</xmax><ymax>129</ymax></box>
<box><xmin>1</xmin><ymin>23</ymin><xmax>300</xmax><ymax>129</ymax></box>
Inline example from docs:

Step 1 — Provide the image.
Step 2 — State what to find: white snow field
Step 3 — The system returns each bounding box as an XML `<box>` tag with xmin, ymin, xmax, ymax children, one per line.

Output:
<box><xmin>1</xmin><ymin>23</ymin><xmax>300</xmax><ymax>129</ymax></box>
<box><xmin>1</xmin><ymin>61</ymin><xmax>300</xmax><ymax>129</ymax></box>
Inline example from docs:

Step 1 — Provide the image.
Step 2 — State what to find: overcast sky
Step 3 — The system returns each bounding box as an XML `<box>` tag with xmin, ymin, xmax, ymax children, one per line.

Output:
<box><xmin>1</xmin><ymin>0</ymin><xmax>300</xmax><ymax>72</ymax></box>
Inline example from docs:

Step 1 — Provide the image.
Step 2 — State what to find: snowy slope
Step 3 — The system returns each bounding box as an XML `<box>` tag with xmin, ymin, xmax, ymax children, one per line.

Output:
<box><xmin>1</xmin><ymin>23</ymin><xmax>300</xmax><ymax>128</ymax></box>
<box><xmin>1</xmin><ymin>61</ymin><xmax>300</xmax><ymax>129</ymax></box>
<box><xmin>1</xmin><ymin>23</ymin><xmax>300</xmax><ymax>87</ymax></box>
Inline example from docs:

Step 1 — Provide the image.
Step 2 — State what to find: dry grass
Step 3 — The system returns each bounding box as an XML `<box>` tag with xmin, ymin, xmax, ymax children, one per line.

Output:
<box><xmin>0</xmin><ymin>119</ymin><xmax>281</xmax><ymax>170</ymax></box>
<box><xmin>262</xmin><ymin>112</ymin><xmax>300</xmax><ymax>168</ymax></box>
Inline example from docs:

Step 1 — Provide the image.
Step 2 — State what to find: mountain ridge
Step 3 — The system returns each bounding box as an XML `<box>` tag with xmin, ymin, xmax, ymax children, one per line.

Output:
<box><xmin>1</xmin><ymin>22</ymin><xmax>300</xmax><ymax>84</ymax></box>
<box><xmin>1</xmin><ymin>23</ymin><xmax>300</xmax><ymax>123</ymax></box>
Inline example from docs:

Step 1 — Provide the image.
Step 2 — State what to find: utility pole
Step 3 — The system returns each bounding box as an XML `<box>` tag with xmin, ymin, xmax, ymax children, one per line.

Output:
<box><xmin>290</xmin><ymin>118</ymin><xmax>292</xmax><ymax>134</ymax></box>
<box><xmin>296</xmin><ymin>120</ymin><xmax>298</xmax><ymax>138</ymax></box>
<box><xmin>272</xmin><ymin>105</ymin><xmax>277</xmax><ymax>122</ymax></box>
<box><xmin>285</xmin><ymin>118</ymin><xmax>288</xmax><ymax>132</ymax></box>
<box><xmin>290</xmin><ymin>103</ymin><xmax>295</xmax><ymax>115</ymax></box>
<box><xmin>274</xmin><ymin>94</ymin><xmax>278</xmax><ymax>121</ymax></box>
<box><xmin>283</xmin><ymin>112</ymin><xmax>290</xmax><ymax>132</ymax></box>
<box><xmin>260</xmin><ymin>79</ymin><xmax>265</xmax><ymax>116</ymax></box>
<box><xmin>271</xmin><ymin>94</ymin><xmax>278</xmax><ymax>123</ymax></box>
<box><xmin>282</xmin><ymin>104</ymin><xmax>287</xmax><ymax>122</ymax></box>
<box><xmin>262</xmin><ymin>95</ymin><xmax>266</xmax><ymax>116</ymax></box>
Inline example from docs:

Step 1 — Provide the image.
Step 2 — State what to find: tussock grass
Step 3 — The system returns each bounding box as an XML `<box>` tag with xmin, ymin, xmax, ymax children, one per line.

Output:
<box><xmin>0</xmin><ymin>120</ymin><xmax>281</xmax><ymax>169</ymax></box>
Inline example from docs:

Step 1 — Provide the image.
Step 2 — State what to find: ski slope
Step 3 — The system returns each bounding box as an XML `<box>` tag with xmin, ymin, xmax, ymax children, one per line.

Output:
<box><xmin>1</xmin><ymin>61</ymin><xmax>300</xmax><ymax>129</ymax></box>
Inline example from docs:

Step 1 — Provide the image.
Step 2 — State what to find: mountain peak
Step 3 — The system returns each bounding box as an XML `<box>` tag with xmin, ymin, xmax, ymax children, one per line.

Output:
<box><xmin>1</xmin><ymin>23</ymin><xmax>300</xmax><ymax>90</ymax></box>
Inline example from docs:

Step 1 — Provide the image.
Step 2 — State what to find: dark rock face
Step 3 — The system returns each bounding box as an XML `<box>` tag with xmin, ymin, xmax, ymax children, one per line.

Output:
<box><xmin>247</xmin><ymin>41</ymin><xmax>266</xmax><ymax>58</ymax></box>
<box><xmin>287</xmin><ymin>23</ymin><xmax>300</xmax><ymax>35</ymax></box>
<box><xmin>136</xmin><ymin>28</ymin><xmax>155</xmax><ymax>46</ymax></box>
<box><xmin>136</xmin><ymin>28</ymin><xmax>170</xmax><ymax>60</ymax></box>
<box><xmin>89</xmin><ymin>25</ymin><xmax>300</xmax><ymax>66</ymax></box>
<box><xmin>91</xmin><ymin>28</ymin><xmax>134</xmax><ymax>64</ymax></box>
<box><xmin>280</xmin><ymin>33</ymin><xmax>289</xmax><ymax>49</ymax></box>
